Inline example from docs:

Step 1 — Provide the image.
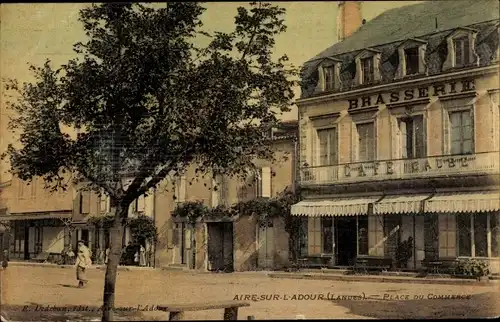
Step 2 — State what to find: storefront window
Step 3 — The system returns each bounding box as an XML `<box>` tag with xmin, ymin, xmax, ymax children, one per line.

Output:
<box><xmin>457</xmin><ymin>214</ymin><xmax>472</xmax><ymax>256</ymax></box>
<box><xmin>321</xmin><ymin>218</ymin><xmax>333</xmax><ymax>254</ymax></box>
<box><xmin>491</xmin><ymin>213</ymin><xmax>500</xmax><ymax>257</ymax></box>
<box><xmin>358</xmin><ymin>216</ymin><xmax>368</xmax><ymax>255</ymax></box>
<box><xmin>298</xmin><ymin>217</ymin><xmax>308</xmax><ymax>257</ymax></box>
<box><xmin>474</xmin><ymin>213</ymin><xmax>488</xmax><ymax>257</ymax></box>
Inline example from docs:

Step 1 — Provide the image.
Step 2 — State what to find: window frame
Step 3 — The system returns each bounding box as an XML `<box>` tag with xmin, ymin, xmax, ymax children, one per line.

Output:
<box><xmin>316</xmin><ymin>127</ymin><xmax>339</xmax><ymax>166</ymax></box>
<box><xmin>395</xmin><ymin>38</ymin><xmax>428</xmax><ymax>79</ymax></box>
<box><xmin>356</xmin><ymin>121</ymin><xmax>376</xmax><ymax>162</ymax></box>
<box><xmin>361</xmin><ymin>57</ymin><xmax>374</xmax><ymax>85</ymax></box>
<box><xmin>448</xmin><ymin>108</ymin><xmax>474</xmax><ymax>155</ymax></box>
<box><xmin>442</xmin><ymin>28</ymin><xmax>478</xmax><ymax>71</ymax></box>
<box><xmin>404</xmin><ymin>47</ymin><xmax>420</xmax><ymax>76</ymax></box>
<box><xmin>456</xmin><ymin>212</ymin><xmax>497</xmax><ymax>259</ymax></box>
<box><xmin>397</xmin><ymin>114</ymin><xmax>426</xmax><ymax>159</ymax></box>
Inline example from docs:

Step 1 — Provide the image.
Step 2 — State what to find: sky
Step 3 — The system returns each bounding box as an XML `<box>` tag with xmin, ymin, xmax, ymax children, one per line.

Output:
<box><xmin>0</xmin><ymin>1</ymin><xmax>421</xmax><ymax>181</ymax></box>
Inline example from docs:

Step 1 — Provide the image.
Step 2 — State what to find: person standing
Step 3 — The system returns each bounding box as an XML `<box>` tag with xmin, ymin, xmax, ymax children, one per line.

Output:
<box><xmin>139</xmin><ymin>245</ymin><xmax>146</xmax><ymax>267</ymax></box>
<box><xmin>105</xmin><ymin>247</ymin><xmax>110</xmax><ymax>265</ymax></box>
<box><xmin>75</xmin><ymin>240</ymin><xmax>92</xmax><ymax>288</ymax></box>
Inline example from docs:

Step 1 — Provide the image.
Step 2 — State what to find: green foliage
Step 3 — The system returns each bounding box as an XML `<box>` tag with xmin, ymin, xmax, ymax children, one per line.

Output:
<box><xmin>87</xmin><ymin>214</ymin><xmax>115</xmax><ymax>228</ymax></box>
<box><xmin>128</xmin><ymin>215</ymin><xmax>158</xmax><ymax>244</ymax></box>
<box><xmin>2</xmin><ymin>2</ymin><xmax>297</xmax><ymax>203</ymax></box>
<box><xmin>454</xmin><ymin>258</ymin><xmax>490</xmax><ymax>277</ymax></box>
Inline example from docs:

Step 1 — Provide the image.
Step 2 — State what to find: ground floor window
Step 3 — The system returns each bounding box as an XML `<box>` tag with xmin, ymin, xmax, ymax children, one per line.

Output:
<box><xmin>456</xmin><ymin>212</ymin><xmax>498</xmax><ymax>258</ymax></box>
<box><xmin>439</xmin><ymin>214</ymin><xmax>456</xmax><ymax>257</ymax></box>
<box><xmin>308</xmin><ymin>217</ymin><xmax>322</xmax><ymax>255</ymax></box>
<box><xmin>298</xmin><ymin>217</ymin><xmax>308</xmax><ymax>257</ymax></box>
<box><xmin>358</xmin><ymin>216</ymin><xmax>368</xmax><ymax>255</ymax></box>
<box><xmin>322</xmin><ymin>218</ymin><xmax>333</xmax><ymax>254</ymax></box>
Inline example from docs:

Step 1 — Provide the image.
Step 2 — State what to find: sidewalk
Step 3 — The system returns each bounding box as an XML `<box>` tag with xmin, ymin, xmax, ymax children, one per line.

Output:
<box><xmin>6</xmin><ymin>261</ymin><xmax>155</xmax><ymax>271</ymax></box>
<box><xmin>267</xmin><ymin>271</ymin><xmax>499</xmax><ymax>286</ymax></box>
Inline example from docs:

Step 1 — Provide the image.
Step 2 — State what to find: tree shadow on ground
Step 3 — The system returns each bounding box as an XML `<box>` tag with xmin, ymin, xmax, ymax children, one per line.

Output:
<box><xmin>331</xmin><ymin>291</ymin><xmax>500</xmax><ymax>319</ymax></box>
<box><xmin>57</xmin><ymin>284</ymin><xmax>79</xmax><ymax>288</ymax></box>
<box><xmin>1</xmin><ymin>304</ymin><xmax>148</xmax><ymax>322</ymax></box>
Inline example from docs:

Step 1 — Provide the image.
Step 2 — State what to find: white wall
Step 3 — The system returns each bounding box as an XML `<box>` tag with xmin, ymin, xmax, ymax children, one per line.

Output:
<box><xmin>42</xmin><ymin>227</ymin><xmax>64</xmax><ymax>253</ymax></box>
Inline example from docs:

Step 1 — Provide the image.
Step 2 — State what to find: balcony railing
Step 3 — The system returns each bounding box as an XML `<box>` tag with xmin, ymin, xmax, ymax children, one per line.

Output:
<box><xmin>300</xmin><ymin>151</ymin><xmax>500</xmax><ymax>186</ymax></box>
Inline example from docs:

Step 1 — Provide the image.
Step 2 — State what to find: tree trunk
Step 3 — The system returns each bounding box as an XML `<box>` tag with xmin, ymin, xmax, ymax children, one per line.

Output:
<box><xmin>101</xmin><ymin>201</ymin><xmax>127</xmax><ymax>322</ymax></box>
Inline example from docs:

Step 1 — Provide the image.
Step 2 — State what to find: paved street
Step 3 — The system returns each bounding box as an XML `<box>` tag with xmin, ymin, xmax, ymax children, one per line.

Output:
<box><xmin>1</xmin><ymin>266</ymin><xmax>499</xmax><ymax>320</ymax></box>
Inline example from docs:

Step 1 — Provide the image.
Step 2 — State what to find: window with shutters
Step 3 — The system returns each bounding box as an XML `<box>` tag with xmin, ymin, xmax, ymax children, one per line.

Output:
<box><xmin>474</xmin><ymin>213</ymin><xmax>488</xmax><ymax>257</ymax></box>
<box><xmin>398</xmin><ymin>115</ymin><xmax>425</xmax><ymax>159</ymax></box>
<box><xmin>361</xmin><ymin>57</ymin><xmax>373</xmax><ymax>84</ymax></box>
<box><xmin>317</xmin><ymin>128</ymin><xmax>338</xmax><ymax>166</ymax></box>
<box><xmin>368</xmin><ymin>215</ymin><xmax>384</xmax><ymax>256</ymax></box>
<box><xmin>454</xmin><ymin>36</ymin><xmax>470</xmax><ymax>68</ymax></box>
<box><xmin>439</xmin><ymin>214</ymin><xmax>456</xmax><ymax>257</ymax></box>
<box><xmin>308</xmin><ymin>217</ymin><xmax>322</xmax><ymax>255</ymax></box>
<box><xmin>259</xmin><ymin>167</ymin><xmax>271</xmax><ymax>198</ymax></box>
<box><xmin>137</xmin><ymin>194</ymin><xmax>145</xmax><ymax>213</ymax></box>
<box><xmin>450</xmin><ymin>109</ymin><xmax>473</xmax><ymax>155</ymax></box>
<box><xmin>99</xmin><ymin>192</ymin><xmax>108</xmax><ymax>213</ymax></box>
<box><xmin>80</xmin><ymin>190</ymin><xmax>91</xmax><ymax>214</ymax></box>
<box><xmin>356</xmin><ymin>122</ymin><xmax>375</xmax><ymax>162</ymax></box>
<box><xmin>175</xmin><ymin>176</ymin><xmax>187</xmax><ymax>203</ymax></box>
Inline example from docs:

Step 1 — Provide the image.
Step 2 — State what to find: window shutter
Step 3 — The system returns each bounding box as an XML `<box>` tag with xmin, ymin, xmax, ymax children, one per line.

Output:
<box><xmin>211</xmin><ymin>177</ymin><xmax>219</xmax><ymax>207</ymax></box>
<box><xmin>260</xmin><ymin>167</ymin><xmax>271</xmax><ymax>198</ymax></box>
<box><xmin>399</xmin><ymin>120</ymin><xmax>408</xmax><ymax>158</ymax></box>
<box><xmin>100</xmin><ymin>192</ymin><xmax>108</xmax><ymax>213</ymax></box>
<box><xmin>318</xmin><ymin>130</ymin><xmax>328</xmax><ymax>165</ymax></box>
<box><xmin>81</xmin><ymin>190</ymin><xmax>91</xmax><ymax>214</ymax></box>
<box><xmin>414</xmin><ymin>116</ymin><xmax>425</xmax><ymax>158</ymax></box>
<box><xmin>463</xmin><ymin>37</ymin><xmax>470</xmax><ymax>65</ymax></box>
<box><xmin>329</xmin><ymin>129</ymin><xmax>338</xmax><ymax>165</ymax></box>
<box><xmin>137</xmin><ymin>194</ymin><xmax>145</xmax><ymax>212</ymax></box>
<box><xmin>311</xmin><ymin>130</ymin><xmax>317</xmax><ymax>166</ymax></box>
<box><xmin>178</xmin><ymin>176</ymin><xmax>187</xmax><ymax>202</ymax></box>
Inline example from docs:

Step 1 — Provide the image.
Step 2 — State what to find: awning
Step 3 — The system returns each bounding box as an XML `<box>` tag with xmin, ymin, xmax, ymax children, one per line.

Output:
<box><xmin>373</xmin><ymin>194</ymin><xmax>430</xmax><ymax>215</ymax></box>
<box><xmin>425</xmin><ymin>191</ymin><xmax>500</xmax><ymax>213</ymax></box>
<box><xmin>0</xmin><ymin>212</ymin><xmax>72</xmax><ymax>221</ymax></box>
<box><xmin>291</xmin><ymin>196</ymin><xmax>382</xmax><ymax>217</ymax></box>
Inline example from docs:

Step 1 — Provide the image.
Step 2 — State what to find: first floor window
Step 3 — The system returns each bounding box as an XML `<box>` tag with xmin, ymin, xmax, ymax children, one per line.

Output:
<box><xmin>358</xmin><ymin>216</ymin><xmax>368</xmax><ymax>255</ymax></box>
<box><xmin>450</xmin><ymin>109</ymin><xmax>473</xmax><ymax>155</ymax></box>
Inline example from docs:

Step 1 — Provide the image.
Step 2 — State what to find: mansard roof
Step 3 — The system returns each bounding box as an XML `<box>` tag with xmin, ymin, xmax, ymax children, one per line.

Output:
<box><xmin>300</xmin><ymin>0</ymin><xmax>499</xmax><ymax>99</ymax></box>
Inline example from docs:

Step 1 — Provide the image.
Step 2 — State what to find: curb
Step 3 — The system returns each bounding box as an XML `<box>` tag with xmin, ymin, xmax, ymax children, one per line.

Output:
<box><xmin>268</xmin><ymin>272</ymin><xmax>497</xmax><ymax>286</ymax></box>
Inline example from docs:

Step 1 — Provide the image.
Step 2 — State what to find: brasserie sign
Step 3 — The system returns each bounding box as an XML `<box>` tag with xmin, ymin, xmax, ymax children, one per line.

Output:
<box><xmin>348</xmin><ymin>78</ymin><xmax>475</xmax><ymax>110</ymax></box>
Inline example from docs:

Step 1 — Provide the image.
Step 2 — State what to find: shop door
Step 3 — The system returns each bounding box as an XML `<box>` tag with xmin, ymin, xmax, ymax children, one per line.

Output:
<box><xmin>335</xmin><ymin>217</ymin><xmax>357</xmax><ymax>266</ymax></box>
<box><xmin>257</xmin><ymin>219</ymin><xmax>274</xmax><ymax>269</ymax></box>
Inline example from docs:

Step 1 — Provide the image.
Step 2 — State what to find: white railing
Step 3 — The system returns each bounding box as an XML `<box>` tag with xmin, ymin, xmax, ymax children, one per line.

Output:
<box><xmin>300</xmin><ymin>151</ymin><xmax>500</xmax><ymax>185</ymax></box>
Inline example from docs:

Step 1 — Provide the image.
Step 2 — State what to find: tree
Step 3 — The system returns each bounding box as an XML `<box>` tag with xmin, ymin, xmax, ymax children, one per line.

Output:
<box><xmin>2</xmin><ymin>2</ymin><xmax>296</xmax><ymax>321</ymax></box>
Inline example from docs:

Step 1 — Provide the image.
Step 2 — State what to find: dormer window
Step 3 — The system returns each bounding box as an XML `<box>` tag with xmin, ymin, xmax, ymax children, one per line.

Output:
<box><xmin>443</xmin><ymin>27</ymin><xmax>479</xmax><ymax>71</ymax></box>
<box><xmin>405</xmin><ymin>47</ymin><xmax>419</xmax><ymax>75</ymax></box>
<box><xmin>454</xmin><ymin>36</ymin><xmax>470</xmax><ymax>68</ymax></box>
<box><xmin>315</xmin><ymin>57</ymin><xmax>342</xmax><ymax>93</ymax></box>
<box><xmin>395</xmin><ymin>38</ymin><xmax>427</xmax><ymax>80</ymax></box>
<box><xmin>361</xmin><ymin>57</ymin><xmax>373</xmax><ymax>84</ymax></box>
<box><xmin>354</xmin><ymin>48</ymin><xmax>382</xmax><ymax>86</ymax></box>
<box><xmin>324</xmin><ymin>65</ymin><xmax>335</xmax><ymax>91</ymax></box>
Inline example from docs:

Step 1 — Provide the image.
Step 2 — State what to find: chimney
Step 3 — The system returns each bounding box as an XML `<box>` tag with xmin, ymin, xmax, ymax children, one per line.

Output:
<box><xmin>337</xmin><ymin>1</ymin><xmax>363</xmax><ymax>42</ymax></box>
